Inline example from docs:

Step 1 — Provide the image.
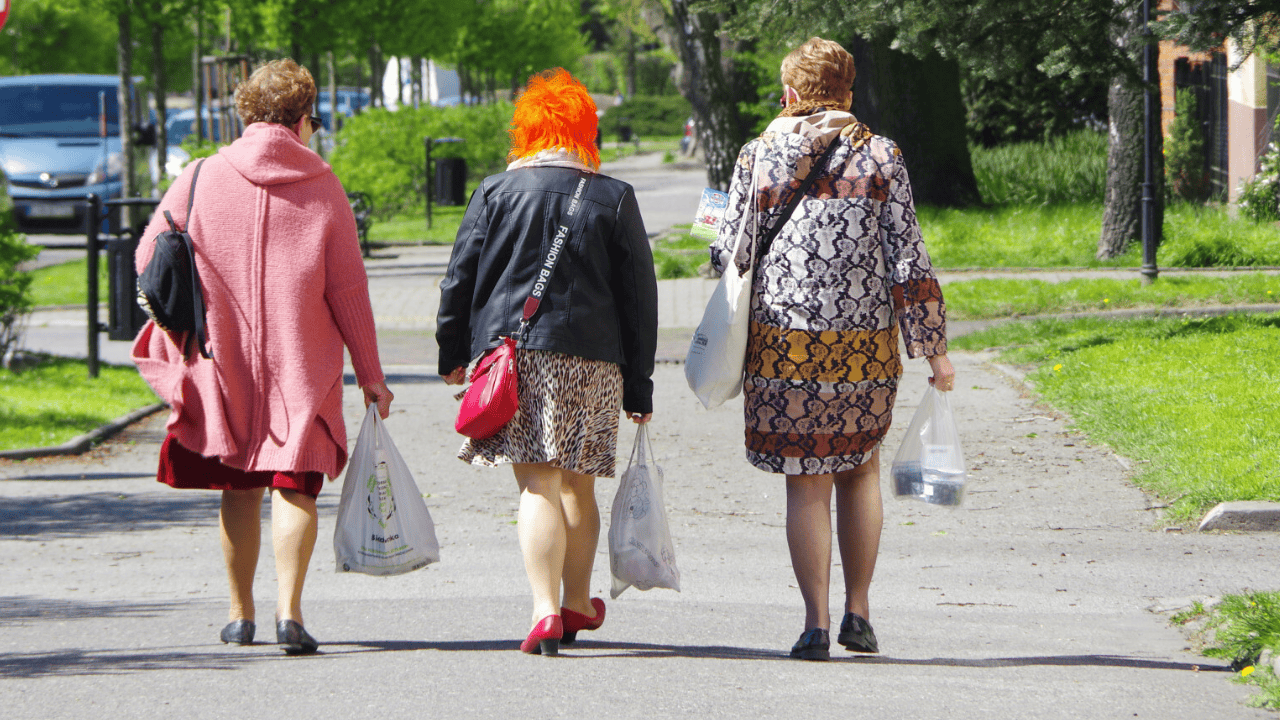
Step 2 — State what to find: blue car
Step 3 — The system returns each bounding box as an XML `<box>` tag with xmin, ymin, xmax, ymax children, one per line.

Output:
<box><xmin>0</xmin><ymin>74</ymin><xmax>155</xmax><ymax>233</ymax></box>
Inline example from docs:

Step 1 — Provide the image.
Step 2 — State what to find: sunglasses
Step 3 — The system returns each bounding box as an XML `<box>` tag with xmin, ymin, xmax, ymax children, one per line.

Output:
<box><xmin>307</xmin><ymin>115</ymin><xmax>323</xmax><ymax>132</ymax></box>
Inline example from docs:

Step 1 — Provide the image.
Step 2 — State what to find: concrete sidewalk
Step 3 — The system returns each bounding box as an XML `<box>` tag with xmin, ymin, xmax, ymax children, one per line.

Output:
<box><xmin>1</xmin><ymin>355</ymin><xmax>1272</xmax><ymax>718</ymax></box>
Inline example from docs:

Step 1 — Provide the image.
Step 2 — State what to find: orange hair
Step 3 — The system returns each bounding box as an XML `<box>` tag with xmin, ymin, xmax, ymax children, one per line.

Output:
<box><xmin>508</xmin><ymin>68</ymin><xmax>600</xmax><ymax>168</ymax></box>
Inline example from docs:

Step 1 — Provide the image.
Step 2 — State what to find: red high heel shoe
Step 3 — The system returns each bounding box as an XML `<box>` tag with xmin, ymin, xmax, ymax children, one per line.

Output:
<box><xmin>560</xmin><ymin>597</ymin><xmax>606</xmax><ymax>645</ymax></box>
<box><xmin>521</xmin><ymin>615</ymin><xmax>563</xmax><ymax>656</ymax></box>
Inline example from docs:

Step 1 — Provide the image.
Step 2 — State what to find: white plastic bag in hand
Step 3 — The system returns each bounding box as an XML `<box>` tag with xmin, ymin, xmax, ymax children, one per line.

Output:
<box><xmin>609</xmin><ymin>424</ymin><xmax>681</xmax><ymax>598</ymax></box>
<box><xmin>334</xmin><ymin>405</ymin><xmax>440</xmax><ymax>575</ymax></box>
<box><xmin>890</xmin><ymin>386</ymin><xmax>967</xmax><ymax>506</ymax></box>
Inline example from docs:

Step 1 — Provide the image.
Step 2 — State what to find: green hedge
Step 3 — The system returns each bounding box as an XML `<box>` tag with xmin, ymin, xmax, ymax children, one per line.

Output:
<box><xmin>970</xmin><ymin>130</ymin><xmax>1108</xmax><ymax>206</ymax></box>
<box><xmin>329</xmin><ymin>103</ymin><xmax>514</xmax><ymax>220</ymax></box>
<box><xmin>1</xmin><ymin>212</ymin><xmax>38</xmax><ymax>358</ymax></box>
<box><xmin>599</xmin><ymin>95</ymin><xmax>691</xmax><ymax>140</ymax></box>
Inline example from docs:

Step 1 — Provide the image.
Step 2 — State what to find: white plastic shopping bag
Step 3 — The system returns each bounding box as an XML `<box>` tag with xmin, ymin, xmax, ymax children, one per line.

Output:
<box><xmin>890</xmin><ymin>386</ymin><xmax>967</xmax><ymax>506</ymax></box>
<box><xmin>609</xmin><ymin>424</ymin><xmax>681</xmax><ymax>598</ymax></box>
<box><xmin>685</xmin><ymin>148</ymin><xmax>761</xmax><ymax>409</ymax></box>
<box><xmin>334</xmin><ymin>404</ymin><xmax>440</xmax><ymax>575</ymax></box>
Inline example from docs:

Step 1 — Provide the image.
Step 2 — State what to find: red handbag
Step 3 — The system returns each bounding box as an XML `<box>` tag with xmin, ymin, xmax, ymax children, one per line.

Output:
<box><xmin>453</xmin><ymin>171</ymin><xmax>596</xmax><ymax>440</ymax></box>
<box><xmin>455</xmin><ymin>337</ymin><xmax>519</xmax><ymax>439</ymax></box>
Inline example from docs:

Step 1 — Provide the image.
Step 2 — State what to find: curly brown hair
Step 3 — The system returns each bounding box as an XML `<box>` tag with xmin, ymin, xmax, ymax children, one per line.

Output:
<box><xmin>780</xmin><ymin>37</ymin><xmax>855</xmax><ymax>110</ymax></box>
<box><xmin>234</xmin><ymin>59</ymin><xmax>317</xmax><ymax>128</ymax></box>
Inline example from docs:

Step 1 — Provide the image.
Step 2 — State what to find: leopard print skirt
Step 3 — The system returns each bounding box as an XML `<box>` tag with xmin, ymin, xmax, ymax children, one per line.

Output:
<box><xmin>458</xmin><ymin>349</ymin><xmax>624</xmax><ymax>477</ymax></box>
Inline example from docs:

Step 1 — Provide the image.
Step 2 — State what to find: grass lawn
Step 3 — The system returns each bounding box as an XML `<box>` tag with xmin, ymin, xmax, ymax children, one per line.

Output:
<box><xmin>1175</xmin><ymin>592</ymin><xmax>1280</xmax><ymax>708</ymax></box>
<box><xmin>951</xmin><ymin>313</ymin><xmax>1280</xmax><ymax>525</ymax></box>
<box><xmin>943</xmin><ymin>273</ymin><xmax>1280</xmax><ymax>320</ymax></box>
<box><xmin>0</xmin><ymin>357</ymin><xmax>159</xmax><ymax>452</ymax></box>
<box><xmin>922</xmin><ymin>202</ymin><xmax>1280</xmax><ymax>269</ymax></box>
<box><xmin>29</xmin><ymin>257</ymin><xmax>107</xmax><ymax>307</ymax></box>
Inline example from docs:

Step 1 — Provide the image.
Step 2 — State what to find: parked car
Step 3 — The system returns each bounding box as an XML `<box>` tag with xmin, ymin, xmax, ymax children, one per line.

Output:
<box><xmin>0</xmin><ymin>74</ymin><xmax>155</xmax><ymax>233</ymax></box>
<box><xmin>159</xmin><ymin>107</ymin><xmax>233</xmax><ymax>177</ymax></box>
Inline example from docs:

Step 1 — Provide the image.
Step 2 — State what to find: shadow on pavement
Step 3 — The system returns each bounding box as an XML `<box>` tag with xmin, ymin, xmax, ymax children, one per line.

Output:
<box><xmin>0</xmin><ymin>492</ymin><xmax>220</xmax><ymax>538</ymax></box>
<box><xmin>0</xmin><ymin>648</ymin><xmax>249</xmax><ymax>678</ymax></box>
<box><xmin>0</xmin><ymin>596</ymin><xmax>183</xmax><ymax>624</ymax></box>
<box><xmin>5</xmin><ymin>472</ymin><xmax>155</xmax><ymax>482</ymax></box>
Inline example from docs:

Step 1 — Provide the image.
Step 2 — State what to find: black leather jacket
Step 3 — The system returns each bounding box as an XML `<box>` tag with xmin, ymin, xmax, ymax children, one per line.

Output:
<box><xmin>437</xmin><ymin>166</ymin><xmax>658</xmax><ymax>414</ymax></box>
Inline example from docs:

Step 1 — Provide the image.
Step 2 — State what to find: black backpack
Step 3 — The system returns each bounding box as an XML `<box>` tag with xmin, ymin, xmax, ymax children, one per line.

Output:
<box><xmin>137</xmin><ymin>159</ymin><xmax>211</xmax><ymax>359</ymax></box>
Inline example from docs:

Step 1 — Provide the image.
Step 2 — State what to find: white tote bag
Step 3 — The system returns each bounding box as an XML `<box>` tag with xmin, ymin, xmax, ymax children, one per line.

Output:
<box><xmin>609</xmin><ymin>424</ymin><xmax>681</xmax><ymax>598</ymax></box>
<box><xmin>334</xmin><ymin>405</ymin><xmax>440</xmax><ymax>575</ymax></box>
<box><xmin>685</xmin><ymin>150</ymin><xmax>761</xmax><ymax>409</ymax></box>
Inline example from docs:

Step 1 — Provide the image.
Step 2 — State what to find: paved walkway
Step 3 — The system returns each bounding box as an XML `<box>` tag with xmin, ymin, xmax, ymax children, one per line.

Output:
<box><xmin>3</xmin><ymin>150</ymin><xmax>1277</xmax><ymax>717</ymax></box>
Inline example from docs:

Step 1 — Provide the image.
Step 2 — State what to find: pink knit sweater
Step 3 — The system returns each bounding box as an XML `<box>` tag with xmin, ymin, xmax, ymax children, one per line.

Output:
<box><xmin>132</xmin><ymin>122</ymin><xmax>384</xmax><ymax>477</ymax></box>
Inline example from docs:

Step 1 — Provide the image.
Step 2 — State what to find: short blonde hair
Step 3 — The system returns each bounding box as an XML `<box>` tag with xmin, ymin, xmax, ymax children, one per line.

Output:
<box><xmin>235</xmin><ymin>59</ymin><xmax>317</xmax><ymax>128</ymax></box>
<box><xmin>780</xmin><ymin>37</ymin><xmax>856</xmax><ymax>105</ymax></box>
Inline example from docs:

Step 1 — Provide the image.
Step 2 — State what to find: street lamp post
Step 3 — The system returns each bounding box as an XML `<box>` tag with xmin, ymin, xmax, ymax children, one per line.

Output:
<box><xmin>1140</xmin><ymin>0</ymin><xmax>1161</xmax><ymax>285</ymax></box>
<box><xmin>424</xmin><ymin>136</ymin><xmax>464</xmax><ymax>234</ymax></box>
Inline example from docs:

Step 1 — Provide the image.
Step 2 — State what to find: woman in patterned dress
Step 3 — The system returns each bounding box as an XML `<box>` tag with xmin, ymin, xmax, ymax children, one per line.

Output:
<box><xmin>437</xmin><ymin>69</ymin><xmax>658</xmax><ymax>657</ymax></box>
<box><xmin>710</xmin><ymin>37</ymin><xmax>955</xmax><ymax>661</ymax></box>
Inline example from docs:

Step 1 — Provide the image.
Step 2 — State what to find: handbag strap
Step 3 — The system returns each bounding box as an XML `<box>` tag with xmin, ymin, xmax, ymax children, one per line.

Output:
<box><xmin>162</xmin><ymin>159</ymin><xmax>210</xmax><ymax>359</ymax></box>
<box><xmin>518</xmin><ymin>170</ymin><xmax>595</xmax><ymax>341</ymax></box>
<box><xmin>756</xmin><ymin>136</ymin><xmax>842</xmax><ymax>261</ymax></box>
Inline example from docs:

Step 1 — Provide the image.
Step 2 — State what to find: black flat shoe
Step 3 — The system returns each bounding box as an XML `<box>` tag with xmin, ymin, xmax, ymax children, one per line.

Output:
<box><xmin>219</xmin><ymin>619</ymin><xmax>255</xmax><ymax>645</ymax></box>
<box><xmin>789</xmin><ymin>627</ymin><xmax>830</xmax><ymax>661</ymax></box>
<box><xmin>276</xmin><ymin>619</ymin><xmax>319</xmax><ymax>655</ymax></box>
<box><xmin>837</xmin><ymin>612</ymin><xmax>879</xmax><ymax>653</ymax></box>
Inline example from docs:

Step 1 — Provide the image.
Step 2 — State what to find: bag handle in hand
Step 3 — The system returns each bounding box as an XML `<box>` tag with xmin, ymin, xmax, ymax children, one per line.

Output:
<box><xmin>756</xmin><ymin>136</ymin><xmax>842</xmax><ymax>261</ymax></box>
<box><xmin>518</xmin><ymin>171</ymin><xmax>595</xmax><ymax>343</ymax></box>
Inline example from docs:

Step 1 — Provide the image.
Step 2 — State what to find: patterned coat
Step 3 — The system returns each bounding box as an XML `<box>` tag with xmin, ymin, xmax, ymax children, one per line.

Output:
<box><xmin>710</xmin><ymin>110</ymin><xmax>946</xmax><ymax>475</ymax></box>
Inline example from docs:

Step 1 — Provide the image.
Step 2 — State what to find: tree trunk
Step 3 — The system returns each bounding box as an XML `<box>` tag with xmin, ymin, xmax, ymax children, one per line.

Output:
<box><xmin>117</xmin><ymin>8</ymin><xmax>135</xmax><ymax>229</ymax></box>
<box><xmin>368</xmin><ymin>44</ymin><xmax>382</xmax><ymax>108</ymax></box>
<box><xmin>848</xmin><ymin>36</ymin><xmax>980</xmax><ymax>207</ymax></box>
<box><xmin>152</xmin><ymin>22</ymin><xmax>167</xmax><ymax>186</ymax></box>
<box><xmin>669</xmin><ymin>0</ymin><xmax>756</xmax><ymax>191</ymax></box>
<box><xmin>1098</xmin><ymin>7</ymin><xmax>1162</xmax><ymax>259</ymax></box>
<box><xmin>327</xmin><ymin>51</ymin><xmax>339</xmax><ymax>132</ymax></box>
<box><xmin>411</xmin><ymin>55</ymin><xmax>423</xmax><ymax>109</ymax></box>
<box><xmin>193</xmin><ymin>7</ymin><xmax>203</xmax><ymax>146</ymax></box>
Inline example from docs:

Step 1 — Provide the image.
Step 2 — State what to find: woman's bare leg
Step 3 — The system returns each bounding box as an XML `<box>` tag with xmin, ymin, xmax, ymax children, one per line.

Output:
<box><xmin>559</xmin><ymin>469</ymin><xmax>599</xmax><ymax>615</ymax></box>
<box><xmin>786</xmin><ymin>473</ymin><xmax>836</xmax><ymax>630</ymax></box>
<box><xmin>220</xmin><ymin>488</ymin><xmax>265</xmax><ymax>622</ymax></box>
<box><xmin>271</xmin><ymin>488</ymin><xmax>318</xmax><ymax>624</ymax></box>
<box><xmin>834</xmin><ymin>449</ymin><xmax>883</xmax><ymax>620</ymax></box>
<box><xmin>513</xmin><ymin>462</ymin><xmax>566</xmax><ymax>625</ymax></box>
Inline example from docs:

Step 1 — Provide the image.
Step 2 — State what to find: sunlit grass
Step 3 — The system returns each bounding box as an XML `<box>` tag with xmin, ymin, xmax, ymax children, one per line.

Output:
<box><xmin>0</xmin><ymin>357</ymin><xmax>159</xmax><ymax>451</ymax></box>
<box><xmin>953</xmin><ymin>313</ymin><xmax>1280</xmax><ymax>524</ymax></box>
<box><xmin>943</xmin><ymin>273</ymin><xmax>1280</xmax><ymax>320</ymax></box>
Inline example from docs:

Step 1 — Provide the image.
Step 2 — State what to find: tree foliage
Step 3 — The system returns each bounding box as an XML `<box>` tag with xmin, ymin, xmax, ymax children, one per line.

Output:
<box><xmin>1156</xmin><ymin>1</ymin><xmax>1280</xmax><ymax>63</ymax></box>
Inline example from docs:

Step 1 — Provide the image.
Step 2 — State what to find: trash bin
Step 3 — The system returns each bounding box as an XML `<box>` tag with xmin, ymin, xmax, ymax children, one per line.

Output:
<box><xmin>618</xmin><ymin>124</ymin><xmax>632</xmax><ymax>143</ymax></box>
<box><xmin>435</xmin><ymin>157</ymin><xmax>467</xmax><ymax>206</ymax></box>
<box><xmin>106</xmin><ymin>234</ymin><xmax>147</xmax><ymax>341</ymax></box>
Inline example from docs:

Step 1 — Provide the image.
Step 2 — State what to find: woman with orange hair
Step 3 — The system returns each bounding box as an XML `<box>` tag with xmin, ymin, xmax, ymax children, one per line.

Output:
<box><xmin>437</xmin><ymin>68</ymin><xmax>658</xmax><ymax>657</ymax></box>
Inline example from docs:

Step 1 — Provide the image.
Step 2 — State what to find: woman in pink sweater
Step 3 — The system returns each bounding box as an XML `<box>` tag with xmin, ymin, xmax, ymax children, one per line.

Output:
<box><xmin>132</xmin><ymin>59</ymin><xmax>392</xmax><ymax>655</ymax></box>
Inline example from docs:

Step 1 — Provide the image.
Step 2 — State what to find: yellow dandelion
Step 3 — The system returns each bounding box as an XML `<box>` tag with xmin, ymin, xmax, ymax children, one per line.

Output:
<box><xmin>1242</xmin><ymin>666</ymin><xmax>1256</xmax><ymax>677</ymax></box>
<box><xmin>1053</xmin><ymin>364</ymin><xmax>1063</xmax><ymax>372</ymax></box>
<box><xmin>1103</xmin><ymin>298</ymin><xmax>1110</xmax><ymax>304</ymax></box>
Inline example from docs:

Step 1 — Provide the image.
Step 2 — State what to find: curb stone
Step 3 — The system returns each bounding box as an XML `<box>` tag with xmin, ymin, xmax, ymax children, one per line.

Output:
<box><xmin>0</xmin><ymin>402</ymin><xmax>167</xmax><ymax>461</ymax></box>
<box><xmin>1198</xmin><ymin>501</ymin><xmax>1280</xmax><ymax>532</ymax></box>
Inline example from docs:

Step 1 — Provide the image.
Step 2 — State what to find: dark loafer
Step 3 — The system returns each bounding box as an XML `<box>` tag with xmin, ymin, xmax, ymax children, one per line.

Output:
<box><xmin>219</xmin><ymin>619</ymin><xmax>255</xmax><ymax>645</ymax></box>
<box><xmin>837</xmin><ymin>612</ymin><xmax>879</xmax><ymax>653</ymax></box>
<box><xmin>789</xmin><ymin>627</ymin><xmax>830</xmax><ymax>661</ymax></box>
<box><xmin>276</xmin><ymin>619</ymin><xmax>319</xmax><ymax>655</ymax></box>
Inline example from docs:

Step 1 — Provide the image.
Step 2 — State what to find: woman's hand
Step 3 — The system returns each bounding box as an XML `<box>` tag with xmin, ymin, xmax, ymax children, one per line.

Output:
<box><xmin>629</xmin><ymin>412</ymin><xmax>652</xmax><ymax>424</ymax></box>
<box><xmin>927</xmin><ymin>353</ymin><xmax>956</xmax><ymax>392</ymax></box>
<box><xmin>362</xmin><ymin>380</ymin><xmax>394</xmax><ymax>419</ymax></box>
<box><xmin>442</xmin><ymin>366</ymin><xmax>467</xmax><ymax>385</ymax></box>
